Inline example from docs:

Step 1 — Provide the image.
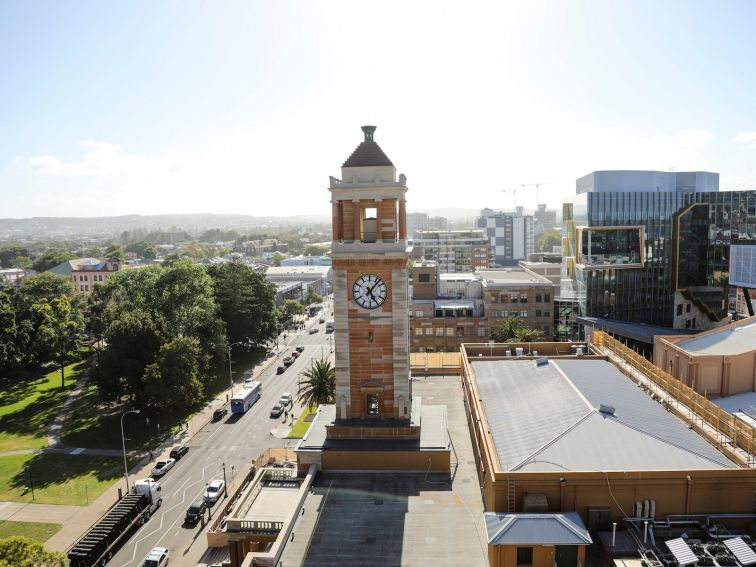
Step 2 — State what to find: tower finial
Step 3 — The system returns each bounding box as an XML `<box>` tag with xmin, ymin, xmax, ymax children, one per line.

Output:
<box><xmin>361</xmin><ymin>125</ymin><xmax>376</xmax><ymax>142</ymax></box>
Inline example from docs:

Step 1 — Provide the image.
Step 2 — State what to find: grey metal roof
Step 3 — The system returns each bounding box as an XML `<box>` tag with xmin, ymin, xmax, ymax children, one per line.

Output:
<box><xmin>470</xmin><ymin>358</ymin><xmax>733</xmax><ymax>471</ymax></box>
<box><xmin>666</xmin><ymin>538</ymin><xmax>698</xmax><ymax>566</ymax></box>
<box><xmin>724</xmin><ymin>537</ymin><xmax>756</xmax><ymax>566</ymax></box>
<box><xmin>578</xmin><ymin>316</ymin><xmax>696</xmax><ymax>343</ymax></box>
<box><xmin>677</xmin><ymin>320</ymin><xmax>756</xmax><ymax>356</ymax></box>
<box><xmin>484</xmin><ymin>512</ymin><xmax>592</xmax><ymax>546</ymax></box>
<box><xmin>471</xmin><ymin>360</ymin><xmax>591</xmax><ymax>470</ymax></box>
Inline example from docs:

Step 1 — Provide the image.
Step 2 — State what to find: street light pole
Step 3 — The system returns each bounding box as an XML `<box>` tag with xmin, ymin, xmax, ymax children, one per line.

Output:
<box><xmin>120</xmin><ymin>409</ymin><xmax>140</xmax><ymax>493</ymax></box>
<box><xmin>227</xmin><ymin>344</ymin><xmax>234</xmax><ymax>397</ymax></box>
<box><xmin>222</xmin><ymin>462</ymin><xmax>228</xmax><ymax>498</ymax></box>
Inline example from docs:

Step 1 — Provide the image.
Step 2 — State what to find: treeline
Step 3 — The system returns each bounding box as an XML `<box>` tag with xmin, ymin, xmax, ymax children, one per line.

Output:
<box><xmin>1</xmin><ymin>260</ymin><xmax>280</xmax><ymax>414</ymax></box>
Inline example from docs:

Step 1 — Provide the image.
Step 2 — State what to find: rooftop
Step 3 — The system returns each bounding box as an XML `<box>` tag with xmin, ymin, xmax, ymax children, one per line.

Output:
<box><xmin>265</xmin><ymin>265</ymin><xmax>331</xmax><ymax>277</ymax></box>
<box><xmin>342</xmin><ymin>125</ymin><xmax>394</xmax><ymax>168</ymax></box>
<box><xmin>484</xmin><ymin>512</ymin><xmax>592</xmax><ymax>546</ymax></box>
<box><xmin>676</xmin><ymin>318</ymin><xmax>756</xmax><ymax>356</ymax></box>
<box><xmin>477</xmin><ymin>268</ymin><xmax>552</xmax><ymax>286</ymax></box>
<box><xmin>470</xmin><ymin>358</ymin><xmax>734</xmax><ymax>471</ymax></box>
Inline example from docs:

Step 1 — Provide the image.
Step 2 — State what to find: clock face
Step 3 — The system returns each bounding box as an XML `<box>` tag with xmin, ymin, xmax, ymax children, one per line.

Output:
<box><xmin>352</xmin><ymin>274</ymin><xmax>387</xmax><ymax>309</ymax></box>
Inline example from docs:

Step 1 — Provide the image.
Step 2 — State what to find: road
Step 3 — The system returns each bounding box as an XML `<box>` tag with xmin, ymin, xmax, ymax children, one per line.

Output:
<box><xmin>109</xmin><ymin>319</ymin><xmax>334</xmax><ymax>567</ymax></box>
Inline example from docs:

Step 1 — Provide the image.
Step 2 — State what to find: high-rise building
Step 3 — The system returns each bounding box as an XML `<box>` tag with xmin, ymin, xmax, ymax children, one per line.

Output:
<box><xmin>412</xmin><ymin>229</ymin><xmax>492</xmax><ymax>273</ymax></box>
<box><xmin>562</xmin><ymin>170</ymin><xmax>756</xmax><ymax>342</ymax></box>
<box><xmin>476</xmin><ymin>208</ymin><xmax>535</xmax><ymax>266</ymax></box>
<box><xmin>406</xmin><ymin>212</ymin><xmax>449</xmax><ymax>236</ymax></box>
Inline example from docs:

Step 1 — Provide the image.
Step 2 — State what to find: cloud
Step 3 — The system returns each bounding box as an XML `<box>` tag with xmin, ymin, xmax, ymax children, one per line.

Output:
<box><xmin>732</xmin><ymin>131</ymin><xmax>756</xmax><ymax>149</ymax></box>
<box><xmin>24</xmin><ymin>140</ymin><xmax>155</xmax><ymax>177</ymax></box>
<box><xmin>675</xmin><ymin>129</ymin><xmax>712</xmax><ymax>147</ymax></box>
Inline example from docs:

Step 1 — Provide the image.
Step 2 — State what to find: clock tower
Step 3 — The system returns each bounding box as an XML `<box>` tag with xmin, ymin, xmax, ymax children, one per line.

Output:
<box><xmin>327</xmin><ymin>125</ymin><xmax>415</xmax><ymax>439</ymax></box>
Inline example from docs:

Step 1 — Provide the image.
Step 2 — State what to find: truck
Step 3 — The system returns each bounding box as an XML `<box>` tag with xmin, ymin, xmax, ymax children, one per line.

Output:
<box><xmin>67</xmin><ymin>478</ymin><xmax>162</xmax><ymax>567</ymax></box>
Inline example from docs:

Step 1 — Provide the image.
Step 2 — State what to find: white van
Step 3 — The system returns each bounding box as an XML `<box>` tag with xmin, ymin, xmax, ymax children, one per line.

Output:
<box><xmin>325</xmin><ymin>320</ymin><xmax>334</xmax><ymax>333</ymax></box>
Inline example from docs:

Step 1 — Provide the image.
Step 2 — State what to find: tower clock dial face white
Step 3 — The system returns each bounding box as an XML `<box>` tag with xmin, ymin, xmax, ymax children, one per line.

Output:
<box><xmin>352</xmin><ymin>274</ymin><xmax>387</xmax><ymax>309</ymax></box>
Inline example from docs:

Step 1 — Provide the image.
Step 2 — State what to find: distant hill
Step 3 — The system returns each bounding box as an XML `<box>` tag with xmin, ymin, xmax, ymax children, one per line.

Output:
<box><xmin>0</xmin><ymin>213</ymin><xmax>331</xmax><ymax>240</ymax></box>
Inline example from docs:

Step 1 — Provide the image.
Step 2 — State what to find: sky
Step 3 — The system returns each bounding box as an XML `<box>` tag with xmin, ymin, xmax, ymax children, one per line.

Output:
<box><xmin>2</xmin><ymin>0</ymin><xmax>756</xmax><ymax>219</ymax></box>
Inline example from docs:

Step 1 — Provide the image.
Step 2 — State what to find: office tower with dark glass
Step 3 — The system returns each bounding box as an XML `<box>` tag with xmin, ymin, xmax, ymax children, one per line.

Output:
<box><xmin>562</xmin><ymin>170</ymin><xmax>756</xmax><ymax>339</ymax></box>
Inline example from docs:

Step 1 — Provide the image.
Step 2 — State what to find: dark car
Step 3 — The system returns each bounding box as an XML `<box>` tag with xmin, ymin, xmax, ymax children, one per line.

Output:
<box><xmin>185</xmin><ymin>500</ymin><xmax>207</xmax><ymax>525</ymax></box>
<box><xmin>270</xmin><ymin>404</ymin><xmax>284</xmax><ymax>418</ymax></box>
<box><xmin>282</xmin><ymin>356</ymin><xmax>294</xmax><ymax>366</ymax></box>
<box><xmin>212</xmin><ymin>408</ymin><xmax>228</xmax><ymax>422</ymax></box>
<box><xmin>295</xmin><ymin>346</ymin><xmax>305</xmax><ymax>353</ymax></box>
<box><xmin>291</xmin><ymin>351</ymin><xmax>300</xmax><ymax>359</ymax></box>
<box><xmin>276</xmin><ymin>365</ymin><xmax>286</xmax><ymax>374</ymax></box>
<box><xmin>169</xmin><ymin>445</ymin><xmax>189</xmax><ymax>460</ymax></box>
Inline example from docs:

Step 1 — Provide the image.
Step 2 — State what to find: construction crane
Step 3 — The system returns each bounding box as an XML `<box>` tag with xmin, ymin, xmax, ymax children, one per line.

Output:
<box><xmin>520</xmin><ymin>183</ymin><xmax>542</xmax><ymax>205</ymax></box>
<box><xmin>501</xmin><ymin>187</ymin><xmax>522</xmax><ymax>209</ymax></box>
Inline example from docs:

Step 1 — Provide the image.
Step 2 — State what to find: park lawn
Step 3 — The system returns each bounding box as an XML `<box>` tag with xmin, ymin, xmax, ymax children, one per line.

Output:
<box><xmin>287</xmin><ymin>405</ymin><xmax>318</xmax><ymax>438</ymax></box>
<box><xmin>61</xmin><ymin>348</ymin><xmax>268</xmax><ymax>451</ymax></box>
<box><xmin>0</xmin><ymin>362</ymin><xmax>85</xmax><ymax>453</ymax></box>
<box><xmin>0</xmin><ymin>520</ymin><xmax>61</xmax><ymax>542</ymax></box>
<box><xmin>0</xmin><ymin>452</ymin><xmax>129</xmax><ymax>506</ymax></box>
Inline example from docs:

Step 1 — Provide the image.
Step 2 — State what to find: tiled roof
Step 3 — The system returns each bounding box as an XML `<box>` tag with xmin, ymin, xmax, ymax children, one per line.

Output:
<box><xmin>342</xmin><ymin>125</ymin><xmax>393</xmax><ymax>167</ymax></box>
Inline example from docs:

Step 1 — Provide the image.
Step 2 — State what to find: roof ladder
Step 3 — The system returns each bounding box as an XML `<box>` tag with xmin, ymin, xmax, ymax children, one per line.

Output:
<box><xmin>507</xmin><ymin>477</ymin><xmax>516</xmax><ymax>513</ymax></box>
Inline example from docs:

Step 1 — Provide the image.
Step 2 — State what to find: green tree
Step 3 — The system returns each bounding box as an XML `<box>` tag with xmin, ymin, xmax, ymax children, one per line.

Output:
<box><xmin>271</xmin><ymin>252</ymin><xmax>284</xmax><ymax>267</ymax></box>
<box><xmin>207</xmin><ymin>260</ymin><xmax>278</xmax><ymax>347</ymax></box>
<box><xmin>281</xmin><ymin>299</ymin><xmax>305</xmax><ymax>323</ymax></box>
<box><xmin>144</xmin><ymin>337</ymin><xmax>204</xmax><ymax>412</ymax></box>
<box><xmin>125</xmin><ymin>240</ymin><xmax>157</xmax><ymax>260</ymax></box>
<box><xmin>536</xmin><ymin>229</ymin><xmax>562</xmax><ymax>253</ymax></box>
<box><xmin>304</xmin><ymin>286</ymin><xmax>323</xmax><ymax>305</ymax></box>
<box><xmin>490</xmin><ymin>315</ymin><xmax>523</xmax><ymax>342</ymax></box>
<box><xmin>13</xmin><ymin>256</ymin><xmax>33</xmax><ymax>270</ymax></box>
<box><xmin>0</xmin><ymin>290</ymin><xmax>20</xmax><ymax>371</ymax></box>
<box><xmin>513</xmin><ymin>326</ymin><xmax>545</xmax><ymax>342</ymax></box>
<box><xmin>297</xmin><ymin>359</ymin><xmax>336</xmax><ymax>409</ymax></box>
<box><xmin>0</xmin><ymin>536</ymin><xmax>65</xmax><ymax>567</ymax></box>
<box><xmin>303</xmin><ymin>244</ymin><xmax>328</xmax><ymax>257</ymax></box>
<box><xmin>33</xmin><ymin>296</ymin><xmax>84</xmax><ymax>387</ymax></box>
<box><xmin>20</xmin><ymin>272</ymin><xmax>74</xmax><ymax>302</ymax></box>
<box><xmin>32</xmin><ymin>248</ymin><xmax>75</xmax><ymax>273</ymax></box>
<box><xmin>0</xmin><ymin>245</ymin><xmax>31</xmax><ymax>268</ymax></box>
<box><xmin>83</xmin><ymin>246</ymin><xmax>103</xmax><ymax>258</ymax></box>
<box><xmin>103</xmin><ymin>244</ymin><xmax>125</xmax><ymax>261</ymax></box>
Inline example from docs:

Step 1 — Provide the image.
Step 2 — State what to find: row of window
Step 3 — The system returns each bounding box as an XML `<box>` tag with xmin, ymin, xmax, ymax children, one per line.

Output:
<box><xmin>489</xmin><ymin>310</ymin><xmax>550</xmax><ymax>318</ymax></box>
<box><xmin>412</xmin><ymin>325</ymin><xmax>552</xmax><ymax>338</ymax></box>
<box><xmin>77</xmin><ymin>274</ymin><xmax>107</xmax><ymax>282</ymax></box>
<box><xmin>490</xmin><ymin>293</ymin><xmax>551</xmax><ymax>304</ymax></box>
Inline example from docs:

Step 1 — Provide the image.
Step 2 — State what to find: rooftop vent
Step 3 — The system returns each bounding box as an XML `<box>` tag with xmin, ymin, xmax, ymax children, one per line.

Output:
<box><xmin>535</xmin><ymin>357</ymin><xmax>549</xmax><ymax>367</ymax></box>
<box><xmin>599</xmin><ymin>404</ymin><xmax>616</xmax><ymax>415</ymax></box>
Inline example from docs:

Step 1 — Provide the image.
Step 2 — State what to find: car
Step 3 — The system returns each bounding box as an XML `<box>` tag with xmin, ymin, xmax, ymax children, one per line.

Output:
<box><xmin>243</xmin><ymin>378</ymin><xmax>258</xmax><ymax>388</ymax></box>
<box><xmin>282</xmin><ymin>356</ymin><xmax>294</xmax><ymax>366</ymax></box>
<box><xmin>203</xmin><ymin>479</ymin><xmax>225</xmax><ymax>503</ymax></box>
<box><xmin>169</xmin><ymin>445</ymin><xmax>188</xmax><ymax>460</ymax></box>
<box><xmin>308</xmin><ymin>328</ymin><xmax>318</xmax><ymax>334</ymax></box>
<box><xmin>319</xmin><ymin>318</ymin><xmax>325</xmax><ymax>323</ymax></box>
<box><xmin>212</xmin><ymin>407</ymin><xmax>228</xmax><ymax>421</ymax></box>
<box><xmin>295</xmin><ymin>346</ymin><xmax>305</xmax><ymax>353</ymax></box>
<box><xmin>150</xmin><ymin>459</ymin><xmax>176</xmax><ymax>477</ymax></box>
<box><xmin>276</xmin><ymin>365</ymin><xmax>286</xmax><ymax>374</ymax></box>
<box><xmin>291</xmin><ymin>351</ymin><xmax>300</xmax><ymax>359</ymax></box>
<box><xmin>185</xmin><ymin>500</ymin><xmax>207</xmax><ymax>525</ymax></box>
<box><xmin>270</xmin><ymin>404</ymin><xmax>284</xmax><ymax>418</ymax></box>
<box><xmin>279</xmin><ymin>392</ymin><xmax>293</xmax><ymax>407</ymax></box>
<box><xmin>142</xmin><ymin>546</ymin><xmax>169</xmax><ymax>567</ymax></box>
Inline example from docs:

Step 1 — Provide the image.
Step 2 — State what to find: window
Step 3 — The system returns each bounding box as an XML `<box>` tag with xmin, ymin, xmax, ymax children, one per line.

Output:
<box><xmin>418</xmin><ymin>273</ymin><xmax>430</xmax><ymax>283</ymax></box>
<box><xmin>436</xmin><ymin>328</ymin><xmax>444</xmax><ymax>336</ymax></box>
<box><xmin>466</xmin><ymin>327</ymin><xmax>474</xmax><ymax>336</ymax></box>
<box><xmin>520</xmin><ymin>311</ymin><xmax>528</xmax><ymax>317</ymax></box>
<box><xmin>492</xmin><ymin>295</ymin><xmax>499</xmax><ymax>303</ymax></box>
<box><xmin>686</xmin><ymin>304</ymin><xmax>691</xmax><ymax>313</ymax></box>
<box><xmin>415</xmin><ymin>328</ymin><xmax>423</xmax><ymax>336</ymax></box>
<box><xmin>478</xmin><ymin>327</ymin><xmax>487</xmax><ymax>337</ymax></box>
<box><xmin>425</xmin><ymin>328</ymin><xmax>434</xmax><ymax>335</ymax></box>
<box><xmin>510</xmin><ymin>293</ymin><xmax>519</xmax><ymax>302</ymax></box>
<box><xmin>685</xmin><ymin>319</ymin><xmax>691</xmax><ymax>328</ymax></box>
<box><xmin>536</xmin><ymin>294</ymin><xmax>542</xmax><ymax>302</ymax></box>
<box><xmin>500</xmin><ymin>294</ymin><xmax>509</xmax><ymax>303</ymax></box>
<box><xmin>415</xmin><ymin>310</ymin><xmax>424</xmax><ymax>318</ymax></box>
<box><xmin>366</xmin><ymin>393</ymin><xmax>380</xmax><ymax>416</ymax></box>
<box><xmin>517</xmin><ymin>547</ymin><xmax>533</xmax><ymax>566</ymax></box>
<box><xmin>446</xmin><ymin>327</ymin><xmax>454</xmax><ymax>336</ymax></box>
<box><xmin>677</xmin><ymin>304</ymin><xmax>683</xmax><ymax>316</ymax></box>
<box><xmin>520</xmin><ymin>296</ymin><xmax>527</xmax><ymax>303</ymax></box>
<box><xmin>544</xmin><ymin>311</ymin><xmax>550</xmax><ymax>317</ymax></box>
<box><xmin>536</xmin><ymin>310</ymin><xmax>542</xmax><ymax>317</ymax></box>
<box><xmin>545</xmin><ymin>294</ymin><xmax>550</xmax><ymax>302</ymax></box>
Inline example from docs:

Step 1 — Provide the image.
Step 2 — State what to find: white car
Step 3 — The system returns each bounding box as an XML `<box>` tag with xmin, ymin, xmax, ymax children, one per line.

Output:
<box><xmin>142</xmin><ymin>546</ymin><xmax>169</xmax><ymax>567</ymax></box>
<box><xmin>279</xmin><ymin>392</ymin><xmax>293</xmax><ymax>407</ymax></box>
<box><xmin>150</xmin><ymin>459</ymin><xmax>176</xmax><ymax>477</ymax></box>
<box><xmin>203</xmin><ymin>479</ymin><xmax>225</xmax><ymax>503</ymax></box>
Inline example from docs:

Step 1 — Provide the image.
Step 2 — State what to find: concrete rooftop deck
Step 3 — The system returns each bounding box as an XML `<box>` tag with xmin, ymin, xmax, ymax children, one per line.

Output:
<box><xmin>280</xmin><ymin>375</ymin><xmax>488</xmax><ymax>567</ymax></box>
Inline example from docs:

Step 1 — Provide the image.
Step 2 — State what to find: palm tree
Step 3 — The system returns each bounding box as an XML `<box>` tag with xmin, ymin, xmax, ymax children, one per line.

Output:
<box><xmin>513</xmin><ymin>326</ymin><xmax>545</xmax><ymax>343</ymax></box>
<box><xmin>490</xmin><ymin>315</ymin><xmax>522</xmax><ymax>342</ymax></box>
<box><xmin>297</xmin><ymin>358</ymin><xmax>336</xmax><ymax>410</ymax></box>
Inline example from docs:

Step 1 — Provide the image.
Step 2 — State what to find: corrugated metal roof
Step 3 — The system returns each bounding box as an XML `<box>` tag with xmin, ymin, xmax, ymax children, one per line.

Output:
<box><xmin>471</xmin><ymin>358</ymin><xmax>733</xmax><ymax>471</ymax></box>
<box><xmin>484</xmin><ymin>512</ymin><xmax>592</xmax><ymax>545</ymax></box>
<box><xmin>554</xmin><ymin>360</ymin><xmax>732</xmax><ymax>468</ymax></box>
<box><xmin>678</xmin><ymin>320</ymin><xmax>756</xmax><ymax>356</ymax></box>
<box><xmin>724</xmin><ymin>537</ymin><xmax>756</xmax><ymax>565</ymax></box>
<box><xmin>666</xmin><ymin>538</ymin><xmax>698</xmax><ymax>566</ymax></box>
<box><xmin>471</xmin><ymin>360</ymin><xmax>591</xmax><ymax>470</ymax></box>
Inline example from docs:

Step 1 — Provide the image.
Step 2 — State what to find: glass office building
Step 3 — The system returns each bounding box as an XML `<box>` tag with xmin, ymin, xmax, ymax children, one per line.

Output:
<box><xmin>563</xmin><ymin>180</ymin><xmax>756</xmax><ymax>332</ymax></box>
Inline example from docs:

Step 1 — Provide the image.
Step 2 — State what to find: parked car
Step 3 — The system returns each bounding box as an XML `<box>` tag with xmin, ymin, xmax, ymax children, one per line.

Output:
<box><xmin>212</xmin><ymin>407</ymin><xmax>228</xmax><ymax>421</ymax></box>
<box><xmin>203</xmin><ymin>479</ymin><xmax>225</xmax><ymax>503</ymax></box>
<box><xmin>142</xmin><ymin>546</ymin><xmax>169</xmax><ymax>567</ymax></box>
<box><xmin>308</xmin><ymin>328</ymin><xmax>318</xmax><ymax>334</ymax></box>
<box><xmin>318</xmin><ymin>318</ymin><xmax>325</xmax><ymax>323</ymax></box>
<box><xmin>295</xmin><ymin>346</ymin><xmax>305</xmax><ymax>353</ymax></box>
<box><xmin>279</xmin><ymin>392</ymin><xmax>293</xmax><ymax>407</ymax></box>
<box><xmin>185</xmin><ymin>500</ymin><xmax>207</xmax><ymax>525</ymax></box>
<box><xmin>270</xmin><ymin>404</ymin><xmax>284</xmax><ymax>418</ymax></box>
<box><xmin>282</xmin><ymin>356</ymin><xmax>294</xmax><ymax>366</ymax></box>
<box><xmin>169</xmin><ymin>445</ymin><xmax>189</xmax><ymax>460</ymax></box>
<box><xmin>291</xmin><ymin>351</ymin><xmax>300</xmax><ymax>359</ymax></box>
<box><xmin>151</xmin><ymin>459</ymin><xmax>176</xmax><ymax>477</ymax></box>
<box><xmin>276</xmin><ymin>365</ymin><xmax>286</xmax><ymax>374</ymax></box>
